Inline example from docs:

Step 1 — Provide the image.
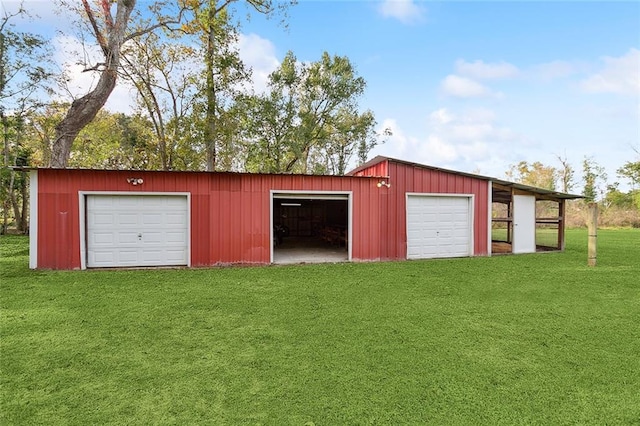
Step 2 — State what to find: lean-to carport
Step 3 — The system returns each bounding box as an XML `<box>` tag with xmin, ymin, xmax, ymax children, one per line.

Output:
<box><xmin>491</xmin><ymin>180</ymin><xmax>583</xmax><ymax>254</ymax></box>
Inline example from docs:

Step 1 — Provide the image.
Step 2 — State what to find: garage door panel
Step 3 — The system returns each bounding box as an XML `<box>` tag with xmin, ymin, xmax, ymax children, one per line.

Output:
<box><xmin>118</xmin><ymin>250</ymin><xmax>139</xmax><ymax>262</ymax></box>
<box><xmin>166</xmin><ymin>231</ymin><xmax>187</xmax><ymax>243</ymax></box>
<box><xmin>117</xmin><ymin>197</ymin><xmax>139</xmax><ymax>208</ymax></box>
<box><xmin>143</xmin><ymin>232</ymin><xmax>163</xmax><ymax>244</ymax></box>
<box><xmin>92</xmin><ymin>232</ymin><xmax>114</xmax><ymax>245</ymax></box>
<box><xmin>166</xmin><ymin>213</ymin><xmax>187</xmax><ymax>225</ymax></box>
<box><xmin>142</xmin><ymin>213</ymin><xmax>162</xmax><ymax>225</ymax></box>
<box><xmin>117</xmin><ymin>213</ymin><xmax>139</xmax><ymax>226</ymax></box>
<box><xmin>117</xmin><ymin>231</ymin><xmax>140</xmax><ymax>244</ymax></box>
<box><xmin>165</xmin><ymin>250</ymin><xmax>188</xmax><ymax>262</ymax></box>
<box><xmin>454</xmin><ymin>212</ymin><xmax>468</xmax><ymax>221</ymax></box>
<box><xmin>439</xmin><ymin>212</ymin><xmax>454</xmax><ymax>221</ymax></box>
<box><xmin>142</xmin><ymin>197</ymin><xmax>164</xmax><ymax>207</ymax></box>
<box><xmin>141</xmin><ymin>249</ymin><xmax>163</xmax><ymax>262</ymax></box>
<box><xmin>87</xmin><ymin>195</ymin><xmax>188</xmax><ymax>268</ymax></box>
<box><xmin>407</xmin><ymin>195</ymin><xmax>472</xmax><ymax>260</ymax></box>
<box><xmin>453</xmin><ymin>228</ymin><xmax>468</xmax><ymax>237</ymax></box>
<box><xmin>93</xmin><ymin>213</ymin><xmax>114</xmax><ymax>226</ymax></box>
<box><xmin>165</xmin><ymin>197</ymin><xmax>187</xmax><ymax>208</ymax></box>
<box><xmin>92</xmin><ymin>197</ymin><xmax>114</xmax><ymax>208</ymax></box>
<box><xmin>92</xmin><ymin>251</ymin><xmax>115</xmax><ymax>262</ymax></box>
<box><xmin>438</xmin><ymin>229</ymin><xmax>453</xmax><ymax>239</ymax></box>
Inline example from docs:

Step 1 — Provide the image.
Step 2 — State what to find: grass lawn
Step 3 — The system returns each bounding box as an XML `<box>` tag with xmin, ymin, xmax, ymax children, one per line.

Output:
<box><xmin>1</xmin><ymin>229</ymin><xmax>639</xmax><ymax>424</ymax></box>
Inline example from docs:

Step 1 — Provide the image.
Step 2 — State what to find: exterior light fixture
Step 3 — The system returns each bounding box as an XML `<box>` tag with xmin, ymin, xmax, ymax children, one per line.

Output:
<box><xmin>377</xmin><ymin>180</ymin><xmax>390</xmax><ymax>188</ymax></box>
<box><xmin>127</xmin><ymin>178</ymin><xmax>144</xmax><ymax>185</ymax></box>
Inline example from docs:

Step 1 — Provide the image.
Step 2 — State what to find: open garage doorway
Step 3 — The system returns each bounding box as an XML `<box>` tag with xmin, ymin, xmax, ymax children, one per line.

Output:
<box><xmin>271</xmin><ymin>192</ymin><xmax>351</xmax><ymax>264</ymax></box>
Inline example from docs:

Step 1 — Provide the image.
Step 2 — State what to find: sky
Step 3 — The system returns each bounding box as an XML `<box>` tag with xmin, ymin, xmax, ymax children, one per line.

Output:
<box><xmin>3</xmin><ymin>0</ymin><xmax>640</xmax><ymax>192</ymax></box>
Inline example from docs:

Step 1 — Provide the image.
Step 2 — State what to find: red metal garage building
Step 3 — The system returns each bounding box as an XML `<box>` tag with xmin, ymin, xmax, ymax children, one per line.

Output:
<box><xmin>28</xmin><ymin>156</ymin><xmax>577</xmax><ymax>270</ymax></box>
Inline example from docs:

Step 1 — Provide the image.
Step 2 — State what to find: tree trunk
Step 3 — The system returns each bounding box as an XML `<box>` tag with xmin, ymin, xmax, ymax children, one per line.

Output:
<box><xmin>8</xmin><ymin>169</ymin><xmax>22</xmax><ymax>231</ymax></box>
<box><xmin>1</xmin><ymin>199</ymin><xmax>7</xmax><ymax>234</ymax></box>
<box><xmin>50</xmin><ymin>71</ymin><xmax>117</xmax><ymax>167</ymax></box>
<box><xmin>204</xmin><ymin>1</ymin><xmax>217</xmax><ymax>172</ymax></box>
<box><xmin>20</xmin><ymin>170</ymin><xmax>28</xmax><ymax>233</ymax></box>
<box><xmin>49</xmin><ymin>0</ymin><xmax>136</xmax><ymax>168</ymax></box>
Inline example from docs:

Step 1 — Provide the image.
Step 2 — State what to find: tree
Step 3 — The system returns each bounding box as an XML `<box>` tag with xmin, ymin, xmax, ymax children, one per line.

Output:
<box><xmin>25</xmin><ymin>102</ymin><xmax>68</xmax><ymax>167</ymax></box>
<box><xmin>555</xmin><ymin>153</ymin><xmax>574</xmax><ymax>193</ymax></box>
<box><xmin>120</xmin><ymin>28</ymin><xmax>201</xmax><ymax>170</ymax></box>
<box><xmin>604</xmin><ymin>183</ymin><xmax>635</xmax><ymax>209</ymax></box>
<box><xmin>183</xmin><ymin>0</ymin><xmax>294</xmax><ymax>171</ymax></box>
<box><xmin>0</xmin><ymin>3</ymin><xmax>52</xmax><ymax>119</ymax></box>
<box><xmin>67</xmin><ymin>110</ymin><xmax>157</xmax><ymax>169</ymax></box>
<box><xmin>239</xmin><ymin>52</ymin><xmax>300</xmax><ymax>173</ymax></box>
<box><xmin>617</xmin><ymin>161</ymin><xmax>640</xmax><ymax>189</ymax></box>
<box><xmin>1</xmin><ymin>2</ymin><xmax>52</xmax><ymax>233</ymax></box>
<box><xmin>616</xmin><ymin>147</ymin><xmax>640</xmax><ymax>210</ymax></box>
<box><xmin>188</xmin><ymin>3</ymin><xmax>249</xmax><ymax>171</ymax></box>
<box><xmin>582</xmin><ymin>156</ymin><xmax>607</xmax><ymax>202</ymax></box>
<box><xmin>506</xmin><ymin>161</ymin><xmax>558</xmax><ymax>190</ymax></box>
<box><xmin>242</xmin><ymin>51</ymin><xmax>387</xmax><ymax>175</ymax></box>
<box><xmin>324</xmin><ymin>109</ymin><xmax>390</xmax><ymax>175</ymax></box>
<box><xmin>50</xmin><ymin>0</ymin><xmax>183</xmax><ymax>168</ymax></box>
<box><xmin>0</xmin><ymin>114</ymin><xmax>30</xmax><ymax>234</ymax></box>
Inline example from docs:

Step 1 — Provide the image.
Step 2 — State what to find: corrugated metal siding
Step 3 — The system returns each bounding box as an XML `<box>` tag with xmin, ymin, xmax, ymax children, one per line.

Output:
<box><xmin>382</xmin><ymin>162</ymin><xmax>490</xmax><ymax>259</ymax></box>
<box><xmin>34</xmin><ymin>162</ymin><xmax>489</xmax><ymax>269</ymax></box>
<box><xmin>35</xmin><ymin>169</ymin><xmax>387</xmax><ymax>269</ymax></box>
<box><xmin>351</xmin><ymin>159</ymin><xmax>389</xmax><ymax>178</ymax></box>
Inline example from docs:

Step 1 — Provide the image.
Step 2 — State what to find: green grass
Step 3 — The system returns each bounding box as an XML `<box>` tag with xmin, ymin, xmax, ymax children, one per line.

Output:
<box><xmin>2</xmin><ymin>229</ymin><xmax>639</xmax><ymax>424</ymax></box>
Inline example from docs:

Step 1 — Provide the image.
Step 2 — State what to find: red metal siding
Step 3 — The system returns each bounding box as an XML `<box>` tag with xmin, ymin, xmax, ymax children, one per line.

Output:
<box><xmin>381</xmin><ymin>161</ymin><xmax>490</xmax><ymax>259</ymax></box>
<box><xmin>351</xmin><ymin>160</ymin><xmax>389</xmax><ymax>178</ymax></box>
<box><xmin>35</xmin><ymin>169</ymin><xmax>387</xmax><ymax>269</ymax></box>
<box><xmin>34</xmin><ymin>161</ymin><xmax>490</xmax><ymax>269</ymax></box>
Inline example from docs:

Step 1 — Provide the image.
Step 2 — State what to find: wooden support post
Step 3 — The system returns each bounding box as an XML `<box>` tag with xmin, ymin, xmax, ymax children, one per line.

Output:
<box><xmin>507</xmin><ymin>201</ymin><xmax>512</xmax><ymax>244</ymax></box>
<box><xmin>587</xmin><ymin>202</ymin><xmax>598</xmax><ymax>267</ymax></box>
<box><xmin>558</xmin><ymin>200</ymin><xmax>565</xmax><ymax>251</ymax></box>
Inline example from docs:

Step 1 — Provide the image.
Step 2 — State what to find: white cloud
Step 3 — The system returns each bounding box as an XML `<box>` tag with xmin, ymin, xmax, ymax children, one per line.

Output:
<box><xmin>238</xmin><ymin>33</ymin><xmax>280</xmax><ymax>94</ymax></box>
<box><xmin>429</xmin><ymin>108</ymin><xmax>454</xmax><ymax>125</ymax></box>
<box><xmin>374</xmin><ymin>118</ymin><xmax>414</xmax><ymax>159</ymax></box>
<box><xmin>440</xmin><ymin>75</ymin><xmax>501</xmax><ymax>98</ymax></box>
<box><xmin>580</xmin><ymin>48</ymin><xmax>640</xmax><ymax>95</ymax></box>
<box><xmin>530</xmin><ymin>60</ymin><xmax>577</xmax><ymax>81</ymax></box>
<box><xmin>371</xmin><ymin>108</ymin><xmax>523</xmax><ymax>172</ymax></box>
<box><xmin>378</xmin><ymin>0</ymin><xmax>426</xmax><ymax>24</ymax></box>
<box><xmin>455</xmin><ymin>59</ymin><xmax>519</xmax><ymax>80</ymax></box>
<box><xmin>434</xmin><ymin>110</ymin><xmax>519</xmax><ymax>147</ymax></box>
<box><xmin>420</xmin><ymin>135</ymin><xmax>458</xmax><ymax>163</ymax></box>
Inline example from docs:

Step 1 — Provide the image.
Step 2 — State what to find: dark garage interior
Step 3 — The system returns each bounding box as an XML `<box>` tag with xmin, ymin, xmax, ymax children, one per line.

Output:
<box><xmin>273</xmin><ymin>197</ymin><xmax>349</xmax><ymax>263</ymax></box>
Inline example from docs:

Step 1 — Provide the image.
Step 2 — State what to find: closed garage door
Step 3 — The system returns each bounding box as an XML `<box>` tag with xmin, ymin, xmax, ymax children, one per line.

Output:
<box><xmin>87</xmin><ymin>195</ymin><xmax>188</xmax><ymax>267</ymax></box>
<box><xmin>406</xmin><ymin>195</ymin><xmax>472</xmax><ymax>259</ymax></box>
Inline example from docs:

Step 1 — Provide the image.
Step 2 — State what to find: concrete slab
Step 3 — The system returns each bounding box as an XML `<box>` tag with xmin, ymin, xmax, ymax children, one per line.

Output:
<box><xmin>273</xmin><ymin>237</ymin><xmax>348</xmax><ymax>264</ymax></box>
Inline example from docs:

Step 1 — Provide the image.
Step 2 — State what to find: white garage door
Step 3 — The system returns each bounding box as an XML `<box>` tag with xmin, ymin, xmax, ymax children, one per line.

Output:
<box><xmin>406</xmin><ymin>195</ymin><xmax>472</xmax><ymax>259</ymax></box>
<box><xmin>87</xmin><ymin>195</ymin><xmax>188</xmax><ymax>268</ymax></box>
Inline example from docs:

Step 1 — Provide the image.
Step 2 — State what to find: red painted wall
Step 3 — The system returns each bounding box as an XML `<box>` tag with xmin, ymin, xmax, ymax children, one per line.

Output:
<box><xmin>34</xmin><ymin>161</ymin><xmax>490</xmax><ymax>269</ymax></box>
<box><xmin>352</xmin><ymin>159</ymin><xmax>490</xmax><ymax>259</ymax></box>
<box><xmin>35</xmin><ymin>169</ymin><xmax>386</xmax><ymax>269</ymax></box>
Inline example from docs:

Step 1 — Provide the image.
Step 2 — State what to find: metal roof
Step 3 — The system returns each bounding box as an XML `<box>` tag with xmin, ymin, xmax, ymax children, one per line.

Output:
<box><xmin>13</xmin><ymin>156</ymin><xmax>584</xmax><ymax>200</ymax></box>
<box><xmin>348</xmin><ymin>155</ymin><xmax>583</xmax><ymax>200</ymax></box>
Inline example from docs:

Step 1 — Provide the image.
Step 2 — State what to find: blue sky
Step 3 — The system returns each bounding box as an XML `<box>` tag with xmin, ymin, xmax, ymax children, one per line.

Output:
<box><xmin>4</xmin><ymin>0</ymin><xmax>640</xmax><ymax>191</ymax></box>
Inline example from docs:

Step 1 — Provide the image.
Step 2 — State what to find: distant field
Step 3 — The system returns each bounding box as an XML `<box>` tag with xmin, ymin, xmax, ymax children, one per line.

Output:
<box><xmin>1</xmin><ymin>229</ymin><xmax>639</xmax><ymax>424</ymax></box>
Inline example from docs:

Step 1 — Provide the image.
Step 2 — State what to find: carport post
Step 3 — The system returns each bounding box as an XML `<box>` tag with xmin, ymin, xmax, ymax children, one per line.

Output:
<box><xmin>587</xmin><ymin>202</ymin><xmax>598</xmax><ymax>267</ymax></box>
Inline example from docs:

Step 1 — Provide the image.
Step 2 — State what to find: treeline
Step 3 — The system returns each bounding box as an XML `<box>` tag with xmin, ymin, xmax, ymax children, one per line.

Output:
<box><xmin>1</xmin><ymin>2</ymin><xmax>638</xmax><ymax>233</ymax></box>
<box><xmin>1</xmin><ymin>1</ymin><xmax>390</xmax><ymax>233</ymax></box>
<box><xmin>506</xmin><ymin>158</ymin><xmax>640</xmax><ymax>228</ymax></box>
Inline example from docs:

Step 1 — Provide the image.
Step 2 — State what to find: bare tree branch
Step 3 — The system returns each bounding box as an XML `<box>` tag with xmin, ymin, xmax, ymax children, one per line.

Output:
<box><xmin>82</xmin><ymin>0</ymin><xmax>109</xmax><ymax>56</ymax></box>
